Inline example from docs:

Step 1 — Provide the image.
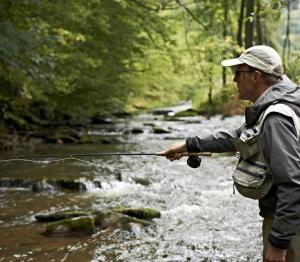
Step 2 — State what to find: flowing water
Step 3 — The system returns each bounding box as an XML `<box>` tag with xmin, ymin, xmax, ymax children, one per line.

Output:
<box><xmin>0</xmin><ymin>114</ymin><xmax>262</xmax><ymax>262</ymax></box>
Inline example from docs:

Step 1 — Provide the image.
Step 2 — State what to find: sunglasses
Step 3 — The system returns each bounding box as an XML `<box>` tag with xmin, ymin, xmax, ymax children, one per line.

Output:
<box><xmin>231</xmin><ymin>69</ymin><xmax>254</xmax><ymax>77</ymax></box>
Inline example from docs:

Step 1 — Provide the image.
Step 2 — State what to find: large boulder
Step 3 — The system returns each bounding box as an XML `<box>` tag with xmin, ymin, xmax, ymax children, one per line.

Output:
<box><xmin>94</xmin><ymin>211</ymin><xmax>152</xmax><ymax>230</ymax></box>
<box><xmin>35</xmin><ymin>207</ymin><xmax>161</xmax><ymax>236</ymax></box>
<box><xmin>45</xmin><ymin>216</ymin><xmax>95</xmax><ymax>236</ymax></box>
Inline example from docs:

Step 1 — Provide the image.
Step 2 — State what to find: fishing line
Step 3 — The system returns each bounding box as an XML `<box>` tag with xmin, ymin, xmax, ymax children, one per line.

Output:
<box><xmin>0</xmin><ymin>156</ymin><xmax>103</xmax><ymax>166</ymax></box>
<box><xmin>0</xmin><ymin>156</ymin><xmax>130</xmax><ymax>171</ymax></box>
<box><xmin>0</xmin><ymin>152</ymin><xmax>211</xmax><ymax>169</ymax></box>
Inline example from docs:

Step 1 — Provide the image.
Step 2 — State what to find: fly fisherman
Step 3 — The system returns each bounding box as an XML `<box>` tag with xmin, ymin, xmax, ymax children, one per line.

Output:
<box><xmin>160</xmin><ymin>45</ymin><xmax>300</xmax><ymax>262</ymax></box>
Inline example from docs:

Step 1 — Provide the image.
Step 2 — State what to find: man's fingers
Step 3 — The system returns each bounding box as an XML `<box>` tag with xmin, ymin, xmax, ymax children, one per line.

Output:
<box><xmin>158</xmin><ymin>150</ymin><xmax>185</xmax><ymax>161</ymax></box>
<box><xmin>168</xmin><ymin>153</ymin><xmax>183</xmax><ymax>161</ymax></box>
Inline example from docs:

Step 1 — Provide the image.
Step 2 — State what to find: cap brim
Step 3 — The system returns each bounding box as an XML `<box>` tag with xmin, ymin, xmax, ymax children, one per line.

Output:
<box><xmin>221</xmin><ymin>58</ymin><xmax>243</xmax><ymax>67</ymax></box>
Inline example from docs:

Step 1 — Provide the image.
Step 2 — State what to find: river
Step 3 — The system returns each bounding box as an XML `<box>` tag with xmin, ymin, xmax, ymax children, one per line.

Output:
<box><xmin>0</xmin><ymin>114</ymin><xmax>262</xmax><ymax>262</ymax></box>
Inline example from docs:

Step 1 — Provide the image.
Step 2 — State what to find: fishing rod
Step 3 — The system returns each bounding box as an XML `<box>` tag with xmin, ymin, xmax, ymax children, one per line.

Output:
<box><xmin>0</xmin><ymin>152</ymin><xmax>211</xmax><ymax>168</ymax></box>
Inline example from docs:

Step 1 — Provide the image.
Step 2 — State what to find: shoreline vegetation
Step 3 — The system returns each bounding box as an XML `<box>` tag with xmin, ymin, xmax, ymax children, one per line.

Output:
<box><xmin>0</xmin><ymin>98</ymin><xmax>243</xmax><ymax>152</ymax></box>
<box><xmin>1</xmin><ymin>1</ymin><xmax>299</xmax><ymax>152</ymax></box>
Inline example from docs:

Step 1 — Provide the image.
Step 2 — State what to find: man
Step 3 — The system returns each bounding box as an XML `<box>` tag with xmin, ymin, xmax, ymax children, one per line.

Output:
<box><xmin>160</xmin><ymin>45</ymin><xmax>300</xmax><ymax>262</ymax></box>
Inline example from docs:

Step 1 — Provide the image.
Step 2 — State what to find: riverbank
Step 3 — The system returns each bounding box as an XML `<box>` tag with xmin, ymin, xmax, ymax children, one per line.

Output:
<box><xmin>0</xmin><ymin>99</ymin><xmax>244</xmax><ymax>152</ymax></box>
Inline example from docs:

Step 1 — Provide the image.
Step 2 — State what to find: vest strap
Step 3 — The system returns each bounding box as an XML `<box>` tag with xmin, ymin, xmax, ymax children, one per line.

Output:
<box><xmin>257</xmin><ymin>103</ymin><xmax>300</xmax><ymax>141</ymax></box>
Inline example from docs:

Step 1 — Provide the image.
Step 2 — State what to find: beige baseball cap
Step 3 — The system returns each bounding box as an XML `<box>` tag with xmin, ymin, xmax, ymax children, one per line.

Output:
<box><xmin>221</xmin><ymin>45</ymin><xmax>284</xmax><ymax>77</ymax></box>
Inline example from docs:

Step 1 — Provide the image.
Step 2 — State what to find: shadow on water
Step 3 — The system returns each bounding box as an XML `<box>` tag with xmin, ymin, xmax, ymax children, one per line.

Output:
<box><xmin>0</xmin><ymin>114</ymin><xmax>262</xmax><ymax>261</ymax></box>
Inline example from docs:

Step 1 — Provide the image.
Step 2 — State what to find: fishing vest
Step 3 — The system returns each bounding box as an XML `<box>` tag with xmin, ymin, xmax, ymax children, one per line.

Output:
<box><xmin>232</xmin><ymin>103</ymin><xmax>300</xmax><ymax>199</ymax></box>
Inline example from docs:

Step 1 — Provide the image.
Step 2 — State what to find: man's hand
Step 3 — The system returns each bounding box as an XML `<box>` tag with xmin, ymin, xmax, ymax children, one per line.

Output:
<box><xmin>265</xmin><ymin>242</ymin><xmax>287</xmax><ymax>262</ymax></box>
<box><xmin>159</xmin><ymin>141</ymin><xmax>187</xmax><ymax>161</ymax></box>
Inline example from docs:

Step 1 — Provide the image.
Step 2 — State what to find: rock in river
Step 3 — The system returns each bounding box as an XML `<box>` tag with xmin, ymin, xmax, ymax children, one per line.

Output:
<box><xmin>35</xmin><ymin>207</ymin><xmax>161</xmax><ymax>237</ymax></box>
<box><xmin>45</xmin><ymin>216</ymin><xmax>95</xmax><ymax>236</ymax></box>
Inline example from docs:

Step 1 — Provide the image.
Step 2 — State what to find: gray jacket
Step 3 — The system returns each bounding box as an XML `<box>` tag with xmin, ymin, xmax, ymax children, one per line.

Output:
<box><xmin>186</xmin><ymin>76</ymin><xmax>300</xmax><ymax>249</ymax></box>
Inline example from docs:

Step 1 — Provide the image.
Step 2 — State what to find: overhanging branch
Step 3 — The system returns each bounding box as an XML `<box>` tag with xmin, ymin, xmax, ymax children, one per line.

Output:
<box><xmin>175</xmin><ymin>0</ymin><xmax>211</xmax><ymax>33</ymax></box>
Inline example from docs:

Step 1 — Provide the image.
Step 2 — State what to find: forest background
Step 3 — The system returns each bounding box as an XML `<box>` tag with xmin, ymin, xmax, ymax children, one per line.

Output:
<box><xmin>0</xmin><ymin>0</ymin><xmax>300</xmax><ymax>145</ymax></box>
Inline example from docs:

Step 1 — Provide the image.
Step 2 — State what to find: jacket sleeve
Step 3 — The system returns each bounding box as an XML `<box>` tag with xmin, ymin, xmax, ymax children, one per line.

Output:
<box><xmin>186</xmin><ymin>126</ymin><xmax>243</xmax><ymax>153</ymax></box>
<box><xmin>259</xmin><ymin>113</ymin><xmax>300</xmax><ymax>249</ymax></box>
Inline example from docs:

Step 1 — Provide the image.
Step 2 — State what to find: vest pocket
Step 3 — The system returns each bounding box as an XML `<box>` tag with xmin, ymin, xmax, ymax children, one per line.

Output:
<box><xmin>232</xmin><ymin>138</ymin><xmax>260</xmax><ymax>158</ymax></box>
<box><xmin>233</xmin><ymin>158</ymin><xmax>272</xmax><ymax>199</ymax></box>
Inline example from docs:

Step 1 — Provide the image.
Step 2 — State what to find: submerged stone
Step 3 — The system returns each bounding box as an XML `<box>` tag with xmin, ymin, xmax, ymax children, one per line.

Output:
<box><xmin>56</xmin><ymin>180</ymin><xmax>87</xmax><ymax>191</ymax></box>
<box><xmin>152</xmin><ymin>127</ymin><xmax>171</xmax><ymax>134</ymax></box>
<box><xmin>0</xmin><ymin>178</ymin><xmax>97</xmax><ymax>193</ymax></box>
<box><xmin>111</xmin><ymin>207</ymin><xmax>161</xmax><ymax>220</ymax></box>
<box><xmin>173</xmin><ymin>109</ymin><xmax>199</xmax><ymax>117</ymax></box>
<box><xmin>130</xmin><ymin>127</ymin><xmax>144</xmax><ymax>134</ymax></box>
<box><xmin>143</xmin><ymin>122</ymin><xmax>156</xmax><ymax>127</ymax></box>
<box><xmin>0</xmin><ymin>178</ymin><xmax>33</xmax><ymax>190</ymax></box>
<box><xmin>37</xmin><ymin>207</ymin><xmax>160</xmax><ymax>236</ymax></box>
<box><xmin>45</xmin><ymin>216</ymin><xmax>95</xmax><ymax>236</ymax></box>
<box><xmin>94</xmin><ymin>211</ymin><xmax>152</xmax><ymax>230</ymax></box>
<box><xmin>35</xmin><ymin>210</ymin><xmax>95</xmax><ymax>222</ymax></box>
<box><xmin>124</xmin><ymin>127</ymin><xmax>144</xmax><ymax>134</ymax></box>
<box><xmin>131</xmin><ymin>176</ymin><xmax>151</xmax><ymax>186</ymax></box>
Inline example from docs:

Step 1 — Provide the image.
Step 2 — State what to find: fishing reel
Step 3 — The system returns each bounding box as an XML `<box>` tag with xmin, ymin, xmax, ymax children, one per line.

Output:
<box><xmin>187</xmin><ymin>155</ymin><xmax>201</xmax><ymax>168</ymax></box>
<box><xmin>174</xmin><ymin>152</ymin><xmax>210</xmax><ymax>169</ymax></box>
<box><xmin>166</xmin><ymin>152</ymin><xmax>210</xmax><ymax>169</ymax></box>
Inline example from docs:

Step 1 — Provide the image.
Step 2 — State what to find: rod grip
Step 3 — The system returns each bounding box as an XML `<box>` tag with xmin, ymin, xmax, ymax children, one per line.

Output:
<box><xmin>179</xmin><ymin>152</ymin><xmax>211</xmax><ymax>157</ymax></box>
<box><xmin>159</xmin><ymin>152</ymin><xmax>211</xmax><ymax>157</ymax></box>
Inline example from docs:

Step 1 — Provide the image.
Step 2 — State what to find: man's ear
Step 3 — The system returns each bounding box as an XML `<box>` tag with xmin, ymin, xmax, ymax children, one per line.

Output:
<box><xmin>252</xmin><ymin>70</ymin><xmax>262</xmax><ymax>82</ymax></box>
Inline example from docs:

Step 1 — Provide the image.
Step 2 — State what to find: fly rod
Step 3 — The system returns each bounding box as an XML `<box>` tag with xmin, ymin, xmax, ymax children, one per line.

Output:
<box><xmin>0</xmin><ymin>152</ymin><xmax>211</xmax><ymax>168</ymax></box>
<box><xmin>2</xmin><ymin>152</ymin><xmax>211</xmax><ymax>158</ymax></box>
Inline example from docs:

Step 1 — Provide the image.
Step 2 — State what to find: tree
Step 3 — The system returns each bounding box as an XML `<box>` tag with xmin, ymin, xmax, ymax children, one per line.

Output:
<box><xmin>245</xmin><ymin>0</ymin><xmax>255</xmax><ymax>48</ymax></box>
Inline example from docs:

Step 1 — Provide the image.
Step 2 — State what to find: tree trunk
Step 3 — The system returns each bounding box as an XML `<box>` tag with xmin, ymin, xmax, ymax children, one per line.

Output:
<box><xmin>255</xmin><ymin>0</ymin><xmax>263</xmax><ymax>44</ymax></box>
<box><xmin>282</xmin><ymin>0</ymin><xmax>291</xmax><ymax>64</ymax></box>
<box><xmin>222</xmin><ymin>0</ymin><xmax>228</xmax><ymax>87</ymax></box>
<box><xmin>245</xmin><ymin>0</ymin><xmax>254</xmax><ymax>48</ymax></box>
<box><xmin>237</xmin><ymin>0</ymin><xmax>246</xmax><ymax>47</ymax></box>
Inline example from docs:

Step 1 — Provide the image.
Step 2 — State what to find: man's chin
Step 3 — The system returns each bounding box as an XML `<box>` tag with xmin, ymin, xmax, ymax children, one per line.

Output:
<box><xmin>238</xmin><ymin>95</ymin><xmax>247</xmax><ymax>101</ymax></box>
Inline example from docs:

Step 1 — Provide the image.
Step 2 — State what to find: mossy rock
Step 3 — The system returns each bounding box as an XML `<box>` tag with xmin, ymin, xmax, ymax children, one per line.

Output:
<box><xmin>45</xmin><ymin>216</ymin><xmax>95</xmax><ymax>236</ymax></box>
<box><xmin>111</xmin><ymin>207</ymin><xmax>161</xmax><ymax>220</ymax></box>
<box><xmin>173</xmin><ymin>109</ymin><xmax>199</xmax><ymax>117</ymax></box>
<box><xmin>35</xmin><ymin>210</ymin><xmax>95</xmax><ymax>222</ymax></box>
<box><xmin>37</xmin><ymin>207</ymin><xmax>160</xmax><ymax>236</ymax></box>
<box><xmin>152</xmin><ymin>127</ymin><xmax>171</xmax><ymax>134</ymax></box>
<box><xmin>94</xmin><ymin>211</ymin><xmax>152</xmax><ymax>230</ymax></box>
<box><xmin>164</xmin><ymin>116</ymin><xmax>183</xmax><ymax>121</ymax></box>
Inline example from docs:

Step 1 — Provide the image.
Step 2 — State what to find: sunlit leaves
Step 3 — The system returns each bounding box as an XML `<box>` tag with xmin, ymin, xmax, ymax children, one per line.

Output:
<box><xmin>0</xmin><ymin>0</ymin><xmax>297</xmax><ymax>129</ymax></box>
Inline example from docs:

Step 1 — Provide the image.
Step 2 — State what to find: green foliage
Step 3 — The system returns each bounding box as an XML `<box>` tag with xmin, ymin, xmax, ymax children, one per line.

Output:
<box><xmin>285</xmin><ymin>51</ymin><xmax>300</xmax><ymax>83</ymax></box>
<box><xmin>0</xmin><ymin>0</ymin><xmax>298</xmax><ymax>131</ymax></box>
